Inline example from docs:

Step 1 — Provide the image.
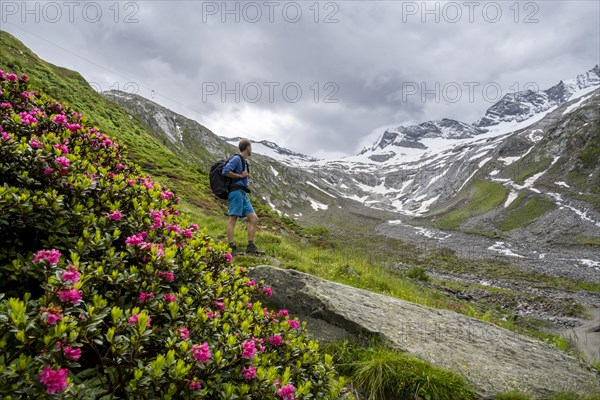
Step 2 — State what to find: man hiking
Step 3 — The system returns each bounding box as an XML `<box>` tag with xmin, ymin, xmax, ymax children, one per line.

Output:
<box><xmin>222</xmin><ymin>139</ymin><xmax>265</xmax><ymax>256</ymax></box>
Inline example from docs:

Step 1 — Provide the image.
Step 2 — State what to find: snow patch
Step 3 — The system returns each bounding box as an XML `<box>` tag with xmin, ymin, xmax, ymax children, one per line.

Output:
<box><xmin>504</xmin><ymin>191</ymin><xmax>519</xmax><ymax>208</ymax></box>
<box><xmin>555</xmin><ymin>181</ymin><xmax>570</xmax><ymax>188</ymax></box>
<box><xmin>579</xmin><ymin>259</ymin><xmax>600</xmax><ymax>269</ymax></box>
<box><xmin>308</xmin><ymin>198</ymin><xmax>328</xmax><ymax>211</ymax></box>
<box><xmin>488</xmin><ymin>242</ymin><xmax>525</xmax><ymax>258</ymax></box>
<box><xmin>562</xmin><ymin>94</ymin><xmax>594</xmax><ymax>115</ymax></box>
<box><xmin>270</xmin><ymin>166</ymin><xmax>279</xmax><ymax>177</ymax></box>
<box><xmin>307</xmin><ymin>181</ymin><xmax>337</xmax><ymax>198</ymax></box>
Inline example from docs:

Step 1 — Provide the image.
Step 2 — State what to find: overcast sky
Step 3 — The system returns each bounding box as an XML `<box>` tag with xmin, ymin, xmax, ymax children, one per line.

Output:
<box><xmin>1</xmin><ymin>1</ymin><xmax>598</xmax><ymax>158</ymax></box>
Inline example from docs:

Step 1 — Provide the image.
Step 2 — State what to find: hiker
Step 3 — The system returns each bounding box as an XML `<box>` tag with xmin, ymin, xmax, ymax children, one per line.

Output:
<box><xmin>222</xmin><ymin>139</ymin><xmax>264</xmax><ymax>256</ymax></box>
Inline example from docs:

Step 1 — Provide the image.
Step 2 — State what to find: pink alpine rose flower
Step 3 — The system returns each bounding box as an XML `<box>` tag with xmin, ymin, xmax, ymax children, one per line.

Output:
<box><xmin>177</xmin><ymin>327</ymin><xmax>189</xmax><ymax>340</ymax></box>
<box><xmin>287</xmin><ymin>320</ymin><xmax>301</xmax><ymax>329</ymax></box>
<box><xmin>138</xmin><ymin>292</ymin><xmax>154</xmax><ymax>303</ymax></box>
<box><xmin>108</xmin><ymin>210</ymin><xmax>122</xmax><ymax>221</ymax></box>
<box><xmin>164</xmin><ymin>293</ymin><xmax>177</xmax><ymax>303</ymax></box>
<box><xmin>241</xmin><ymin>340</ymin><xmax>257</xmax><ymax>359</ymax></box>
<box><xmin>63</xmin><ymin>346</ymin><xmax>81</xmax><ymax>361</ymax></box>
<box><xmin>29</xmin><ymin>137</ymin><xmax>42</xmax><ymax>149</ymax></box>
<box><xmin>45</xmin><ymin>313</ymin><xmax>62</xmax><ymax>325</ymax></box>
<box><xmin>55</xmin><ymin>156</ymin><xmax>70</xmax><ymax>168</ymax></box>
<box><xmin>269</xmin><ymin>334</ymin><xmax>283</xmax><ymax>347</ymax></box>
<box><xmin>61</xmin><ymin>266</ymin><xmax>80</xmax><ymax>284</ymax></box>
<box><xmin>188</xmin><ymin>381</ymin><xmax>201</xmax><ymax>390</ymax></box>
<box><xmin>57</xmin><ymin>289</ymin><xmax>82</xmax><ymax>305</ymax></box>
<box><xmin>39</xmin><ymin>366</ymin><xmax>69</xmax><ymax>394</ymax></box>
<box><xmin>242</xmin><ymin>365</ymin><xmax>257</xmax><ymax>380</ymax></box>
<box><xmin>191</xmin><ymin>342</ymin><xmax>211</xmax><ymax>364</ymax></box>
<box><xmin>277</xmin><ymin>384</ymin><xmax>296</xmax><ymax>400</ymax></box>
<box><xmin>32</xmin><ymin>249</ymin><xmax>61</xmax><ymax>266</ymax></box>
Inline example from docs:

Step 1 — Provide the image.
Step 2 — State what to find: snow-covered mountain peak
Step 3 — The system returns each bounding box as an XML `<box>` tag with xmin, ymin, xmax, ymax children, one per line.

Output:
<box><xmin>475</xmin><ymin>65</ymin><xmax>600</xmax><ymax>127</ymax></box>
<box><xmin>220</xmin><ymin>136</ymin><xmax>319</xmax><ymax>165</ymax></box>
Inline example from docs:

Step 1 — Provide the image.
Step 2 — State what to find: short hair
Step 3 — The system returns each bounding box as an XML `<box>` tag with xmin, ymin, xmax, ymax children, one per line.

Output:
<box><xmin>239</xmin><ymin>139</ymin><xmax>252</xmax><ymax>152</ymax></box>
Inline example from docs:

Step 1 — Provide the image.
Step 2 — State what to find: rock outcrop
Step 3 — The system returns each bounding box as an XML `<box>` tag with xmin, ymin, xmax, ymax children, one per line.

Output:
<box><xmin>249</xmin><ymin>265</ymin><xmax>600</xmax><ymax>399</ymax></box>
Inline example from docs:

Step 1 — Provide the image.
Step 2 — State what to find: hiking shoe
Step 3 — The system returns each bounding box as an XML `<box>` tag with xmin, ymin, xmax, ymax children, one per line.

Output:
<box><xmin>230</xmin><ymin>244</ymin><xmax>243</xmax><ymax>257</ymax></box>
<box><xmin>246</xmin><ymin>242</ymin><xmax>265</xmax><ymax>255</ymax></box>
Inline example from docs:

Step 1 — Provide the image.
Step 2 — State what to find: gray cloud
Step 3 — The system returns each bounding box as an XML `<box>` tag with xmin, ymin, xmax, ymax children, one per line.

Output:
<box><xmin>2</xmin><ymin>0</ymin><xmax>598</xmax><ymax>157</ymax></box>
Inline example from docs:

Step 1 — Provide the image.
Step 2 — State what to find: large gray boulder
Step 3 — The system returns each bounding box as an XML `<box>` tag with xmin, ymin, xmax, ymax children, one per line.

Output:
<box><xmin>249</xmin><ymin>266</ymin><xmax>600</xmax><ymax>399</ymax></box>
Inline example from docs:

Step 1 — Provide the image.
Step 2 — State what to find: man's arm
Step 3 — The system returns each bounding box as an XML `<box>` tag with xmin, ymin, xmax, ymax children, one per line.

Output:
<box><xmin>225</xmin><ymin>170</ymin><xmax>248</xmax><ymax>179</ymax></box>
<box><xmin>222</xmin><ymin>156</ymin><xmax>248</xmax><ymax>179</ymax></box>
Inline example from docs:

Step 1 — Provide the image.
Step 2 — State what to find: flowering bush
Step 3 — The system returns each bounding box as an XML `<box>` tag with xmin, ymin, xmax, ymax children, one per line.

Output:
<box><xmin>0</xmin><ymin>70</ymin><xmax>350</xmax><ymax>399</ymax></box>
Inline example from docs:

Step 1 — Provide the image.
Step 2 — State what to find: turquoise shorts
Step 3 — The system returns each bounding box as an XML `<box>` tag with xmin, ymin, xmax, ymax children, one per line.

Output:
<box><xmin>228</xmin><ymin>190</ymin><xmax>255</xmax><ymax>217</ymax></box>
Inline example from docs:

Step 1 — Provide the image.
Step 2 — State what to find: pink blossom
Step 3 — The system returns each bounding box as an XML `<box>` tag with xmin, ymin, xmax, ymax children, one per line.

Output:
<box><xmin>164</xmin><ymin>293</ymin><xmax>177</xmax><ymax>303</ymax></box>
<box><xmin>245</xmin><ymin>280</ymin><xmax>255</xmax><ymax>287</ymax></box>
<box><xmin>1</xmin><ymin>132</ymin><xmax>11</xmax><ymax>141</ymax></box>
<box><xmin>127</xmin><ymin>179</ymin><xmax>135</xmax><ymax>185</ymax></box>
<box><xmin>125</xmin><ymin>234</ymin><xmax>144</xmax><ymax>246</ymax></box>
<box><xmin>242</xmin><ymin>365</ymin><xmax>256</xmax><ymax>380</ymax></box>
<box><xmin>190</xmin><ymin>224</ymin><xmax>199</xmax><ymax>230</ymax></box>
<box><xmin>61</xmin><ymin>266</ymin><xmax>80</xmax><ymax>284</ymax></box>
<box><xmin>55</xmin><ymin>156</ymin><xmax>70</xmax><ymax>168</ymax></box>
<box><xmin>277</xmin><ymin>310</ymin><xmax>289</xmax><ymax>317</ymax></box>
<box><xmin>20</xmin><ymin>91</ymin><xmax>32</xmax><ymax>99</ymax></box>
<box><xmin>241</xmin><ymin>340</ymin><xmax>256</xmax><ymax>359</ymax></box>
<box><xmin>66</xmin><ymin>123</ymin><xmax>81</xmax><ymax>132</ymax></box>
<box><xmin>6</xmin><ymin>73</ymin><xmax>17</xmax><ymax>81</ymax></box>
<box><xmin>138</xmin><ymin>292</ymin><xmax>154</xmax><ymax>303</ymax></box>
<box><xmin>269</xmin><ymin>334</ymin><xmax>283</xmax><ymax>347</ymax></box>
<box><xmin>223</xmin><ymin>253</ymin><xmax>233</xmax><ymax>263</ymax></box>
<box><xmin>20</xmin><ymin>73</ymin><xmax>29</xmax><ymax>82</ymax></box>
<box><xmin>32</xmin><ymin>249</ymin><xmax>61</xmax><ymax>266</ymax></box>
<box><xmin>29</xmin><ymin>137</ymin><xmax>42</xmax><ymax>149</ymax></box>
<box><xmin>157</xmin><ymin>270</ymin><xmax>175</xmax><ymax>282</ymax></box>
<box><xmin>177</xmin><ymin>327</ymin><xmax>189</xmax><ymax>340</ymax></box>
<box><xmin>0</xmin><ymin>103</ymin><xmax>12</xmax><ymax>109</ymax></box>
<box><xmin>212</xmin><ymin>300</ymin><xmax>225</xmax><ymax>310</ymax></box>
<box><xmin>191</xmin><ymin>342</ymin><xmax>211</xmax><ymax>364</ymax></box>
<box><xmin>287</xmin><ymin>320</ymin><xmax>301</xmax><ymax>329</ymax></box>
<box><xmin>262</xmin><ymin>287</ymin><xmax>273</xmax><ymax>297</ymax></box>
<box><xmin>54</xmin><ymin>143</ymin><xmax>69</xmax><ymax>154</ymax></box>
<box><xmin>277</xmin><ymin>384</ymin><xmax>296</xmax><ymax>400</ymax></box>
<box><xmin>62</xmin><ymin>346</ymin><xmax>81</xmax><ymax>361</ymax></box>
<box><xmin>57</xmin><ymin>289</ymin><xmax>82</xmax><ymax>305</ymax></box>
<box><xmin>20</xmin><ymin>112</ymin><xmax>37</xmax><ymax>125</ymax></box>
<box><xmin>52</xmin><ymin>114</ymin><xmax>67</xmax><ymax>125</ymax></box>
<box><xmin>43</xmin><ymin>167</ymin><xmax>53</xmax><ymax>176</ymax></box>
<box><xmin>188</xmin><ymin>381</ymin><xmax>201</xmax><ymax>390</ymax></box>
<box><xmin>128</xmin><ymin>313</ymin><xmax>151</xmax><ymax>327</ymax></box>
<box><xmin>108</xmin><ymin>210</ymin><xmax>122</xmax><ymax>221</ymax></box>
<box><xmin>160</xmin><ymin>190</ymin><xmax>174</xmax><ymax>199</ymax></box>
<box><xmin>46</xmin><ymin>313</ymin><xmax>62</xmax><ymax>325</ymax></box>
<box><xmin>39</xmin><ymin>365</ymin><xmax>69</xmax><ymax>394</ymax></box>
<box><xmin>246</xmin><ymin>302</ymin><xmax>253</xmax><ymax>309</ymax></box>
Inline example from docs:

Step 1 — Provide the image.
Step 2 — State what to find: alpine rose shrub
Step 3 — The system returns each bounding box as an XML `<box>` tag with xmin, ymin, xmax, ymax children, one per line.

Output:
<box><xmin>0</xmin><ymin>71</ymin><xmax>350</xmax><ymax>399</ymax></box>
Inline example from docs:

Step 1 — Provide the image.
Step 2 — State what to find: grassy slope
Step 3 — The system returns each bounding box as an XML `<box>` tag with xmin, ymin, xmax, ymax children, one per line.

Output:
<box><xmin>434</xmin><ymin>179</ymin><xmax>508</xmax><ymax>229</ymax></box>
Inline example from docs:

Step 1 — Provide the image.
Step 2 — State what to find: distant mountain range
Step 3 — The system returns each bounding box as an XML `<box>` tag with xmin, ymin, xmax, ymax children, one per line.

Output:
<box><xmin>358</xmin><ymin>65</ymin><xmax>600</xmax><ymax>161</ymax></box>
<box><xmin>220</xmin><ymin>136</ymin><xmax>320</xmax><ymax>165</ymax></box>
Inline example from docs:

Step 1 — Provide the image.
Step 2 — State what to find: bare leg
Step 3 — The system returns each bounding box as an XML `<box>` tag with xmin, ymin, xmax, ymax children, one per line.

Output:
<box><xmin>246</xmin><ymin>212</ymin><xmax>259</xmax><ymax>242</ymax></box>
<box><xmin>227</xmin><ymin>216</ymin><xmax>238</xmax><ymax>244</ymax></box>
